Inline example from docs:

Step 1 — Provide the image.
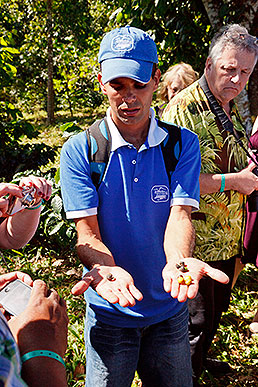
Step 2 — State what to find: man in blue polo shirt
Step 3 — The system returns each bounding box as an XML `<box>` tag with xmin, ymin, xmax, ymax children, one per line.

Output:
<box><xmin>60</xmin><ymin>26</ymin><xmax>229</xmax><ymax>387</ymax></box>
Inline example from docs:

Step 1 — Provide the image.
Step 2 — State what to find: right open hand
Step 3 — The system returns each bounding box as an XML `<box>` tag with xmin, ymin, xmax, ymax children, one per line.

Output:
<box><xmin>72</xmin><ymin>265</ymin><xmax>143</xmax><ymax>308</ymax></box>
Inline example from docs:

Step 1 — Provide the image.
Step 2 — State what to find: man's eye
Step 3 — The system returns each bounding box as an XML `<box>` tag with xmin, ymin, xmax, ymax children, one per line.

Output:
<box><xmin>135</xmin><ymin>83</ymin><xmax>146</xmax><ymax>89</ymax></box>
<box><xmin>111</xmin><ymin>85</ymin><xmax>122</xmax><ymax>91</ymax></box>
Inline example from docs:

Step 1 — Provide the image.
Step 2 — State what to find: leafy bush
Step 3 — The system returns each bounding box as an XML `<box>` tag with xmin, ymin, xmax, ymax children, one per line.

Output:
<box><xmin>0</xmin><ymin>36</ymin><xmax>56</xmax><ymax>181</ymax></box>
<box><xmin>11</xmin><ymin>169</ymin><xmax>77</xmax><ymax>251</ymax></box>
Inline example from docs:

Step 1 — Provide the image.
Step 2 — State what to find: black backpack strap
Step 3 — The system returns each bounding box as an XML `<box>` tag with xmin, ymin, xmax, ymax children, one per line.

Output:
<box><xmin>86</xmin><ymin>117</ymin><xmax>182</xmax><ymax>188</ymax></box>
<box><xmin>157</xmin><ymin>119</ymin><xmax>182</xmax><ymax>182</ymax></box>
<box><xmin>199</xmin><ymin>75</ymin><xmax>236</xmax><ymax>136</ymax></box>
<box><xmin>86</xmin><ymin>117</ymin><xmax>112</xmax><ymax>189</ymax></box>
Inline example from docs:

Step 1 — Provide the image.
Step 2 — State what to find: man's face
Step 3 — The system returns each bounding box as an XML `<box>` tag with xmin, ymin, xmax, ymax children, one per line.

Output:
<box><xmin>98</xmin><ymin>70</ymin><xmax>160</xmax><ymax>131</ymax></box>
<box><xmin>205</xmin><ymin>47</ymin><xmax>256</xmax><ymax>106</ymax></box>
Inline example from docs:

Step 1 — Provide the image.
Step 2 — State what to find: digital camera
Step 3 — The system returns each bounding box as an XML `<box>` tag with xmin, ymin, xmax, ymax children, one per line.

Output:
<box><xmin>6</xmin><ymin>186</ymin><xmax>37</xmax><ymax>216</ymax></box>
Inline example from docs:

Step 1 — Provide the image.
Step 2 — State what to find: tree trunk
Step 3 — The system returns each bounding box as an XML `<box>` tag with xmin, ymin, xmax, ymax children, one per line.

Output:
<box><xmin>201</xmin><ymin>0</ymin><xmax>222</xmax><ymax>30</ymax></box>
<box><xmin>46</xmin><ymin>0</ymin><xmax>54</xmax><ymax>125</ymax></box>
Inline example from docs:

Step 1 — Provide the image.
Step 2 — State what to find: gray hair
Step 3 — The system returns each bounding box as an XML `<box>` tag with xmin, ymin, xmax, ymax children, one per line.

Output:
<box><xmin>208</xmin><ymin>24</ymin><xmax>258</xmax><ymax>64</ymax></box>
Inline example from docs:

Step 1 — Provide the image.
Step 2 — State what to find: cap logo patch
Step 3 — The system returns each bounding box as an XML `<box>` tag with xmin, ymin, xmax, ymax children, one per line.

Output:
<box><xmin>111</xmin><ymin>35</ymin><xmax>134</xmax><ymax>52</ymax></box>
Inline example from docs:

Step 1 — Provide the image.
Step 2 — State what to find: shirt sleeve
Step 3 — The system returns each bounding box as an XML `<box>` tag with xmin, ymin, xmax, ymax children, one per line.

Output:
<box><xmin>0</xmin><ymin>312</ymin><xmax>27</xmax><ymax>387</ymax></box>
<box><xmin>60</xmin><ymin>132</ymin><xmax>99</xmax><ymax>219</ymax></box>
<box><xmin>170</xmin><ymin>128</ymin><xmax>201</xmax><ymax>211</ymax></box>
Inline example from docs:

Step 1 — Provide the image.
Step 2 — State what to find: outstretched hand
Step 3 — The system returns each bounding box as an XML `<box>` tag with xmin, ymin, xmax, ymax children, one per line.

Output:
<box><xmin>162</xmin><ymin>257</ymin><xmax>229</xmax><ymax>302</ymax></box>
<box><xmin>72</xmin><ymin>265</ymin><xmax>143</xmax><ymax>308</ymax></box>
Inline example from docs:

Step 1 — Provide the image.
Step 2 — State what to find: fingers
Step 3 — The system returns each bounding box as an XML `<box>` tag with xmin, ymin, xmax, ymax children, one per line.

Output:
<box><xmin>248</xmin><ymin>162</ymin><xmax>257</xmax><ymax>172</ymax></box>
<box><xmin>128</xmin><ymin>283</ymin><xmax>143</xmax><ymax>301</ymax></box>
<box><xmin>15</xmin><ymin>272</ymin><xmax>33</xmax><ymax>286</ymax></box>
<box><xmin>165</xmin><ymin>277</ymin><xmax>198</xmax><ymax>303</ymax></box>
<box><xmin>203</xmin><ymin>264</ymin><xmax>229</xmax><ymax>284</ymax></box>
<box><xmin>168</xmin><ymin>276</ymin><xmax>189</xmax><ymax>303</ymax></box>
<box><xmin>97</xmin><ymin>280</ymin><xmax>143</xmax><ymax>307</ymax></box>
<box><xmin>20</xmin><ymin>176</ymin><xmax>52</xmax><ymax>202</ymax></box>
<box><xmin>110</xmin><ymin>286</ymin><xmax>136</xmax><ymax>307</ymax></box>
<box><xmin>71</xmin><ymin>277</ymin><xmax>93</xmax><ymax>295</ymax></box>
<box><xmin>163</xmin><ymin>275</ymin><xmax>173</xmax><ymax>293</ymax></box>
<box><xmin>0</xmin><ymin>184</ymin><xmax>23</xmax><ymax>216</ymax></box>
<box><xmin>0</xmin><ymin>271</ymin><xmax>33</xmax><ymax>289</ymax></box>
<box><xmin>72</xmin><ymin>268</ymin><xmax>143</xmax><ymax>308</ymax></box>
<box><xmin>0</xmin><ymin>183</ymin><xmax>23</xmax><ymax>198</ymax></box>
<box><xmin>48</xmin><ymin>288</ymin><xmax>60</xmax><ymax>303</ymax></box>
<box><xmin>30</xmin><ymin>279</ymin><xmax>48</xmax><ymax>301</ymax></box>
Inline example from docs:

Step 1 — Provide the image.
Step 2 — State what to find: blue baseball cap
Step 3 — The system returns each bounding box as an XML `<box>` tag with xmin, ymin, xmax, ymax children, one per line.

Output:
<box><xmin>98</xmin><ymin>26</ymin><xmax>158</xmax><ymax>84</ymax></box>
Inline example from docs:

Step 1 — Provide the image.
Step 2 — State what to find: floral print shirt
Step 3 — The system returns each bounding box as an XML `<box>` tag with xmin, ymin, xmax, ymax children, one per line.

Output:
<box><xmin>163</xmin><ymin>79</ymin><xmax>247</xmax><ymax>262</ymax></box>
<box><xmin>0</xmin><ymin>311</ymin><xmax>27</xmax><ymax>386</ymax></box>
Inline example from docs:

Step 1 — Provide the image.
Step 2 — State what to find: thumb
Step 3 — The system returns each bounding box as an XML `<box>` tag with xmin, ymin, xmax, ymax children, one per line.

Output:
<box><xmin>248</xmin><ymin>162</ymin><xmax>258</xmax><ymax>173</ymax></box>
<box><xmin>29</xmin><ymin>280</ymin><xmax>48</xmax><ymax>301</ymax></box>
<box><xmin>71</xmin><ymin>277</ymin><xmax>92</xmax><ymax>296</ymax></box>
<box><xmin>203</xmin><ymin>263</ymin><xmax>229</xmax><ymax>284</ymax></box>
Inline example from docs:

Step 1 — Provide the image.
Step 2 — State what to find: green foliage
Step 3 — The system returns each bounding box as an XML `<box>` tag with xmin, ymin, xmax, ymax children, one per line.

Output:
<box><xmin>0</xmin><ymin>0</ymin><xmax>117</xmax><ymax>116</ymax></box>
<box><xmin>0</xmin><ymin>35</ymin><xmax>56</xmax><ymax>181</ymax></box>
<box><xmin>11</xmin><ymin>169</ymin><xmax>77</xmax><ymax>250</ymax></box>
<box><xmin>115</xmin><ymin>0</ymin><xmax>211</xmax><ymax>74</ymax></box>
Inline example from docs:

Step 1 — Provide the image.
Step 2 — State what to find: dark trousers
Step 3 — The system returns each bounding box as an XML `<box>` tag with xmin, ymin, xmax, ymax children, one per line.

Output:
<box><xmin>188</xmin><ymin>257</ymin><xmax>236</xmax><ymax>382</ymax></box>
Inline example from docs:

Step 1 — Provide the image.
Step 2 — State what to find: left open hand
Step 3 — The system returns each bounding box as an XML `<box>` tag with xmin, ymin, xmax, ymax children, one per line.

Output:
<box><xmin>162</xmin><ymin>257</ymin><xmax>229</xmax><ymax>302</ymax></box>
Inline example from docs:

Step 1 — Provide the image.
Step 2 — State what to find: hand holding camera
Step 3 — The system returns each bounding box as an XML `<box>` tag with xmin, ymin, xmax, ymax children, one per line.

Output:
<box><xmin>0</xmin><ymin>176</ymin><xmax>52</xmax><ymax>217</ymax></box>
<box><xmin>0</xmin><ymin>176</ymin><xmax>52</xmax><ymax>250</ymax></box>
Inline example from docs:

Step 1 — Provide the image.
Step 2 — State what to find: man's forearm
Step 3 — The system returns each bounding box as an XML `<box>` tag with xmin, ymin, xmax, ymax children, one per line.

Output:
<box><xmin>0</xmin><ymin>207</ymin><xmax>41</xmax><ymax>249</ymax></box>
<box><xmin>164</xmin><ymin>206</ymin><xmax>195</xmax><ymax>264</ymax></box>
<box><xmin>75</xmin><ymin>216</ymin><xmax>115</xmax><ymax>270</ymax></box>
<box><xmin>200</xmin><ymin>167</ymin><xmax>258</xmax><ymax>195</ymax></box>
<box><xmin>21</xmin><ymin>358</ymin><xmax>67</xmax><ymax>387</ymax></box>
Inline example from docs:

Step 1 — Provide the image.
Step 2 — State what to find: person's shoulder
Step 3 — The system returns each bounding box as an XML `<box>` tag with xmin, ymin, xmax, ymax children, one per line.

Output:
<box><xmin>159</xmin><ymin>119</ymin><xmax>199</xmax><ymax>144</ymax></box>
<box><xmin>180</xmin><ymin>126</ymin><xmax>199</xmax><ymax>144</ymax></box>
<box><xmin>61</xmin><ymin>130</ymin><xmax>87</xmax><ymax>153</ymax></box>
<box><xmin>168</xmin><ymin>80</ymin><xmax>200</xmax><ymax>107</ymax></box>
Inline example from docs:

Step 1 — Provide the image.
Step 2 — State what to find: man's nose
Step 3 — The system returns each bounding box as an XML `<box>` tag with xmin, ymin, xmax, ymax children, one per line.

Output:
<box><xmin>231</xmin><ymin>73</ymin><xmax>240</xmax><ymax>83</ymax></box>
<box><xmin>123</xmin><ymin>88</ymin><xmax>136</xmax><ymax>102</ymax></box>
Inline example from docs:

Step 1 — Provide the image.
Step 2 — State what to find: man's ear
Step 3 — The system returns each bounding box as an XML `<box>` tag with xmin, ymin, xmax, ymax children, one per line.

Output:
<box><xmin>153</xmin><ymin>68</ymin><xmax>161</xmax><ymax>91</ymax></box>
<box><xmin>98</xmin><ymin>73</ymin><xmax>107</xmax><ymax>95</ymax></box>
<box><xmin>205</xmin><ymin>57</ymin><xmax>212</xmax><ymax>74</ymax></box>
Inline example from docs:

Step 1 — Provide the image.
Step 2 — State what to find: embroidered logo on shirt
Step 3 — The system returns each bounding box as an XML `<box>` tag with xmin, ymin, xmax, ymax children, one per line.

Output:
<box><xmin>151</xmin><ymin>185</ymin><xmax>169</xmax><ymax>203</ymax></box>
<box><xmin>111</xmin><ymin>35</ymin><xmax>134</xmax><ymax>52</ymax></box>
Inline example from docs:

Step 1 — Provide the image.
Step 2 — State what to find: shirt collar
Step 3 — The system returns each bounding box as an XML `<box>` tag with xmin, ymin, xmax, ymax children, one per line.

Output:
<box><xmin>106</xmin><ymin>107</ymin><xmax>168</xmax><ymax>152</ymax></box>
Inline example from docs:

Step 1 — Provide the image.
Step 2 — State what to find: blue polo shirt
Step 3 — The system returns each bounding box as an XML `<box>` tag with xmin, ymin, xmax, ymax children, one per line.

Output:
<box><xmin>60</xmin><ymin>108</ymin><xmax>200</xmax><ymax>328</ymax></box>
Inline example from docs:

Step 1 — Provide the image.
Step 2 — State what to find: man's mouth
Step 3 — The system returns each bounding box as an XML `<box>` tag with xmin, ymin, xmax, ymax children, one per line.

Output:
<box><xmin>121</xmin><ymin>107</ymin><xmax>140</xmax><ymax>116</ymax></box>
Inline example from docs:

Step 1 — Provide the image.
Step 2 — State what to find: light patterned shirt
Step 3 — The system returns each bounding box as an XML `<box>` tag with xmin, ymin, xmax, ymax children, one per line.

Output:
<box><xmin>0</xmin><ymin>311</ymin><xmax>27</xmax><ymax>386</ymax></box>
<box><xmin>163</xmin><ymin>78</ymin><xmax>247</xmax><ymax>262</ymax></box>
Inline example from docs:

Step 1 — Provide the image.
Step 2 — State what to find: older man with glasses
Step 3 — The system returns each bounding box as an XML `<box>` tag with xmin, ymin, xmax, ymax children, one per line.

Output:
<box><xmin>163</xmin><ymin>23</ymin><xmax>258</xmax><ymax>385</ymax></box>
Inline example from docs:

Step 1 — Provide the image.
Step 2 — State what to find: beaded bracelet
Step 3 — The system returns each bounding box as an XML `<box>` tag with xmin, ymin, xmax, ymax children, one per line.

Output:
<box><xmin>21</xmin><ymin>350</ymin><xmax>65</xmax><ymax>367</ymax></box>
<box><xmin>220</xmin><ymin>174</ymin><xmax>225</xmax><ymax>193</ymax></box>
<box><xmin>26</xmin><ymin>199</ymin><xmax>43</xmax><ymax>210</ymax></box>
